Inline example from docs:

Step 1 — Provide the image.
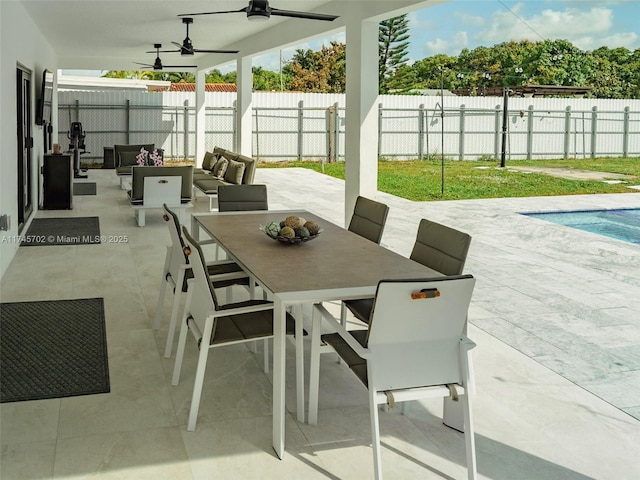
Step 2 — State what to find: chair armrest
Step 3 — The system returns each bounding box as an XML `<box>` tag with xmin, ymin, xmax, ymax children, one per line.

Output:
<box><xmin>314</xmin><ymin>303</ymin><xmax>370</xmax><ymax>359</ymax></box>
<box><xmin>204</xmin><ymin>259</ymin><xmax>240</xmax><ymax>268</ymax></box>
<box><xmin>212</xmin><ymin>301</ymin><xmax>274</xmax><ymax>317</ymax></box>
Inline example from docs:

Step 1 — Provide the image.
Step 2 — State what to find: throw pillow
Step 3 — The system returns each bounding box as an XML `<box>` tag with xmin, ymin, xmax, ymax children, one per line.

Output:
<box><xmin>212</xmin><ymin>157</ymin><xmax>229</xmax><ymax>178</ymax></box>
<box><xmin>202</xmin><ymin>151</ymin><xmax>219</xmax><ymax>170</ymax></box>
<box><xmin>224</xmin><ymin>158</ymin><xmax>246</xmax><ymax>185</ymax></box>
<box><xmin>148</xmin><ymin>149</ymin><xmax>163</xmax><ymax>166</ymax></box>
<box><xmin>119</xmin><ymin>151</ymin><xmax>140</xmax><ymax>167</ymax></box>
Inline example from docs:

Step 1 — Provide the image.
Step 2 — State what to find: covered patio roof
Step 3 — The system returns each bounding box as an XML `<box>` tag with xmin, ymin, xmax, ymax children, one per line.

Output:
<box><xmin>17</xmin><ymin>0</ymin><xmax>446</xmax><ymax>222</ymax></box>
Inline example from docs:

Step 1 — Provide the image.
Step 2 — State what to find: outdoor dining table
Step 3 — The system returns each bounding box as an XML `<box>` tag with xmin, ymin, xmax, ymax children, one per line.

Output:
<box><xmin>191</xmin><ymin>210</ymin><xmax>439</xmax><ymax>459</ymax></box>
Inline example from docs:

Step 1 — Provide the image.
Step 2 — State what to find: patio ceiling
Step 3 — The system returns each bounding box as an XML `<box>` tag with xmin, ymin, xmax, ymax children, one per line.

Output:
<box><xmin>21</xmin><ymin>0</ymin><xmax>441</xmax><ymax>71</ymax></box>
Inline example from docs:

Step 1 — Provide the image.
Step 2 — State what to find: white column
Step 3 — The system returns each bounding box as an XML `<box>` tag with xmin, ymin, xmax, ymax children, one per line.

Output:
<box><xmin>236</xmin><ymin>56</ymin><xmax>253</xmax><ymax>155</ymax></box>
<box><xmin>344</xmin><ymin>18</ymin><xmax>379</xmax><ymax>224</ymax></box>
<box><xmin>194</xmin><ymin>69</ymin><xmax>206</xmax><ymax>166</ymax></box>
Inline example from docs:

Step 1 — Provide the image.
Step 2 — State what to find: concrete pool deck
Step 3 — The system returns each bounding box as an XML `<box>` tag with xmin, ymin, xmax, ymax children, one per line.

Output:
<box><xmin>1</xmin><ymin>167</ymin><xmax>639</xmax><ymax>479</ymax></box>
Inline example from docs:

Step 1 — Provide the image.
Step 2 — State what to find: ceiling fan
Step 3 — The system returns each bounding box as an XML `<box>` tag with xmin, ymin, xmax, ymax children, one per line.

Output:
<box><xmin>135</xmin><ymin>44</ymin><xmax>198</xmax><ymax>70</ymax></box>
<box><xmin>155</xmin><ymin>17</ymin><xmax>239</xmax><ymax>56</ymax></box>
<box><xmin>178</xmin><ymin>0</ymin><xmax>338</xmax><ymax>22</ymax></box>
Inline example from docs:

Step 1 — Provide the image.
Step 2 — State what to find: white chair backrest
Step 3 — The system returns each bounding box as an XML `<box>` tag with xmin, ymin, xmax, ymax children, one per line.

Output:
<box><xmin>367</xmin><ymin>275</ymin><xmax>475</xmax><ymax>391</ymax></box>
<box><xmin>143</xmin><ymin>176</ymin><xmax>181</xmax><ymax>207</ymax></box>
<box><xmin>182</xmin><ymin>227</ymin><xmax>217</xmax><ymax>323</ymax></box>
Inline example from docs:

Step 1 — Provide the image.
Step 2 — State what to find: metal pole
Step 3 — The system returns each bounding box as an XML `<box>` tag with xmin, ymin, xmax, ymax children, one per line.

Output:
<box><xmin>440</xmin><ymin>68</ymin><xmax>444</xmax><ymax>197</ymax></box>
<box><xmin>500</xmin><ymin>88</ymin><xmax>508</xmax><ymax>167</ymax></box>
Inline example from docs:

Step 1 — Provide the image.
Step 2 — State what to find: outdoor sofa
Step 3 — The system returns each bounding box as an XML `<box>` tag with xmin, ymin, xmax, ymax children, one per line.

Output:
<box><xmin>192</xmin><ymin>147</ymin><xmax>257</xmax><ymax>210</ymax></box>
<box><xmin>114</xmin><ymin>144</ymin><xmax>164</xmax><ymax>189</ymax></box>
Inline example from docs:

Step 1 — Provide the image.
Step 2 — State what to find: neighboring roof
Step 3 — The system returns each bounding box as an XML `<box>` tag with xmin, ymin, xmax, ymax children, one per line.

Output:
<box><xmin>58</xmin><ymin>75</ymin><xmax>170</xmax><ymax>92</ymax></box>
<box><xmin>169</xmin><ymin>83</ymin><xmax>237</xmax><ymax>92</ymax></box>
<box><xmin>452</xmin><ymin>84</ymin><xmax>592</xmax><ymax>98</ymax></box>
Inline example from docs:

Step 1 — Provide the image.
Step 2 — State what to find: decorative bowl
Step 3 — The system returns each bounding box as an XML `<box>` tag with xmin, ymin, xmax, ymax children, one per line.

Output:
<box><xmin>260</xmin><ymin>217</ymin><xmax>322</xmax><ymax>245</ymax></box>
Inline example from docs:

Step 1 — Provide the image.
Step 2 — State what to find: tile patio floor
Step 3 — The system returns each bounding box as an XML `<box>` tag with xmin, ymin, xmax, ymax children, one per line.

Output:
<box><xmin>1</xmin><ymin>167</ymin><xmax>639</xmax><ymax>479</ymax></box>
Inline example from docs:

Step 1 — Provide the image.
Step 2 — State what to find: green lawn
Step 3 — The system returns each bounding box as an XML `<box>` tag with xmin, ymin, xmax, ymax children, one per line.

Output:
<box><xmin>258</xmin><ymin>157</ymin><xmax>640</xmax><ymax>201</ymax></box>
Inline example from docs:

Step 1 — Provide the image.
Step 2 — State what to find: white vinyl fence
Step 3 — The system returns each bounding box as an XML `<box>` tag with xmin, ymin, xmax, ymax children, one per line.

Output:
<box><xmin>56</xmin><ymin>90</ymin><xmax>640</xmax><ymax>165</ymax></box>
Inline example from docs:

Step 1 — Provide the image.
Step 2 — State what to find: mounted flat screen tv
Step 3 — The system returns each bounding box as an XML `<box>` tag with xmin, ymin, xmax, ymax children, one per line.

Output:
<box><xmin>36</xmin><ymin>69</ymin><xmax>53</xmax><ymax>126</ymax></box>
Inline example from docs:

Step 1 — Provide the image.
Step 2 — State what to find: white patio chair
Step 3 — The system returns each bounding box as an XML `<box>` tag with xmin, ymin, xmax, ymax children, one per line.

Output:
<box><xmin>172</xmin><ymin>227</ymin><xmax>304</xmax><ymax>431</ymax></box>
<box><xmin>154</xmin><ymin>204</ymin><xmax>249</xmax><ymax>358</ymax></box>
<box><xmin>309</xmin><ymin>275</ymin><xmax>478</xmax><ymax>480</ymax></box>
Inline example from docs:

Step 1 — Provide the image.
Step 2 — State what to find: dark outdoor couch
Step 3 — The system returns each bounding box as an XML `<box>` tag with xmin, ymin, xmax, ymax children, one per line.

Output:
<box><xmin>114</xmin><ymin>144</ymin><xmax>164</xmax><ymax>175</ymax></box>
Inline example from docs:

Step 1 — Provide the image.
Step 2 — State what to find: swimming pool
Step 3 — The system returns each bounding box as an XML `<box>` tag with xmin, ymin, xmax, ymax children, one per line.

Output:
<box><xmin>523</xmin><ymin>208</ymin><xmax>640</xmax><ymax>244</ymax></box>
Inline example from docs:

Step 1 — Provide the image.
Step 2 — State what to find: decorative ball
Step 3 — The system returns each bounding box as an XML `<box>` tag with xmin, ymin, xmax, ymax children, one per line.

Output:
<box><xmin>285</xmin><ymin>215</ymin><xmax>304</xmax><ymax>229</ymax></box>
<box><xmin>279</xmin><ymin>226</ymin><xmax>295</xmax><ymax>239</ymax></box>
<box><xmin>295</xmin><ymin>227</ymin><xmax>310</xmax><ymax>239</ymax></box>
<box><xmin>304</xmin><ymin>221</ymin><xmax>320</xmax><ymax>236</ymax></box>
<box><xmin>265</xmin><ymin>221</ymin><xmax>280</xmax><ymax>238</ymax></box>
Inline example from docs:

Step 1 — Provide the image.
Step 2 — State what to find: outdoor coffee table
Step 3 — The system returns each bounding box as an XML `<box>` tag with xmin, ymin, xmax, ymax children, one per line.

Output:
<box><xmin>192</xmin><ymin>210</ymin><xmax>438</xmax><ymax>459</ymax></box>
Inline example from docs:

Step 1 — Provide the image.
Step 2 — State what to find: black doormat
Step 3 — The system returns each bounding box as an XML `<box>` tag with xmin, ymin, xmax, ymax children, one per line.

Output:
<box><xmin>20</xmin><ymin>217</ymin><xmax>101</xmax><ymax>246</ymax></box>
<box><xmin>0</xmin><ymin>298</ymin><xmax>110</xmax><ymax>403</ymax></box>
<box><xmin>73</xmin><ymin>182</ymin><xmax>96</xmax><ymax>195</ymax></box>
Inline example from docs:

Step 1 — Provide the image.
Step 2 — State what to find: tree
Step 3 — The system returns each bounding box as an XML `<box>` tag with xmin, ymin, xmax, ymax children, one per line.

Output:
<box><xmin>288</xmin><ymin>41</ymin><xmax>346</xmax><ymax>93</ymax></box>
<box><xmin>379</xmin><ymin>15</ymin><xmax>410</xmax><ymax>93</ymax></box>
<box><xmin>252</xmin><ymin>66</ymin><xmax>287</xmax><ymax>91</ymax></box>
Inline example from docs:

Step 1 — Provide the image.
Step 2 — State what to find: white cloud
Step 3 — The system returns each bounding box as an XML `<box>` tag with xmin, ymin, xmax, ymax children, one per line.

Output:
<box><xmin>474</xmin><ymin>4</ymin><xmax>639</xmax><ymax>50</ymax></box>
<box><xmin>424</xmin><ymin>31</ymin><xmax>469</xmax><ymax>56</ymax></box>
<box><xmin>573</xmin><ymin>31</ymin><xmax>639</xmax><ymax>50</ymax></box>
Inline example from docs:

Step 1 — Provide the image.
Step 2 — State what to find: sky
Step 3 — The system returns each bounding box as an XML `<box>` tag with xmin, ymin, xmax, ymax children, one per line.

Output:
<box><xmin>67</xmin><ymin>0</ymin><xmax>640</xmax><ymax>77</ymax></box>
<box><xmin>244</xmin><ymin>0</ymin><xmax>640</xmax><ymax>73</ymax></box>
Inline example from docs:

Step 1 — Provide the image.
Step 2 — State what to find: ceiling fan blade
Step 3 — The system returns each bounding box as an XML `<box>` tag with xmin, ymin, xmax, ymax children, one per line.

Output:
<box><xmin>178</xmin><ymin>7</ymin><xmax>247</xmax><ymax>17</ymax></box>
<box><xmin>172</xmin><ymin>41</ymin><xmax>193</xmax><ymax>52</ymax></box>
<box><xmin>133</xmin><ymin>62</ymin><xmax>153</xmax><ymax>68</ymax></box>
<box><xmin>193</xmin><ymin>48</ymin><xmax>239</xmax><ymax>54</ymax></box>
<box><xmin>270</xmin><ymin>8</ymin><xmax>338</xmax><ymax>21</ymax></box>
<box><xmin>162</xmin><ymin>65</ymin><xmax>198</xmax><ymax>69</ymax></box>
<box><xmin>148</xmin><ymin>49</ymin><xmax>181</xmax><ymax>54</ymax></box>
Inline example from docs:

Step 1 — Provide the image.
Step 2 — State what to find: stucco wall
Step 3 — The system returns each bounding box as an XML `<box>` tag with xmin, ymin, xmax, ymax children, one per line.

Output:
<box><xmin>0</xmin><ymin>2</ymin><xmax>57</xmax><ymax>280</ymax></box>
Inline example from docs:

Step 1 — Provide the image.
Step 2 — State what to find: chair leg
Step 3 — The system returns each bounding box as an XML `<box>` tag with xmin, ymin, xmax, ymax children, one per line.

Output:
<box><xmin>369</xmin><ymin>387</ymin><xmax>384</xmax><ymax>480</ymax></box>
<box><xmin>263</xmin><ymin>338</ymin><xmax>269</xmax><ymax>374</ymax></box>
<box><xmin>294</xmin><ymin>304</ymin><xmax>305</xmax><ymax>423</ymax></box>
<box><xmin>461</xmin><ymin>346</ymin><xmax>478</xmax><ymax>480</ymax></box>
<box><xmin>135</xmin><ymin>209</ymin><xmax>145</xmax><ymax>227</ymax></box>
<box><xmin>187</xmin><ymin>317</ymin><xmax>215</xmax><ymax>432</ymax></box>
<box><xmin>340</xmin><ymin>302</ymin><xmax>348</xmax><ymax>328</ymax></box>
<box><xmin>308</xmin><ymin>304</ymin><xmax>323</xmax><ymax>425</ymax></box>
<box><xmin>164</xmin><ymin>274</ymin><xmax>185</xmax><ymax>358</ymax></box>
<box><xmin>171</xmin><ymin>289</ymin><xmax>193</xmax><ymax>386</ymax></box>
<box><xmin>462</xmin><ymin>392</ymin><xmax>477</xmax><ymax>480</ymax></box>
<box><xmin>154</xmin><ymin>247</ymin><xmax>171</xmax><ymax>330</ymax></box>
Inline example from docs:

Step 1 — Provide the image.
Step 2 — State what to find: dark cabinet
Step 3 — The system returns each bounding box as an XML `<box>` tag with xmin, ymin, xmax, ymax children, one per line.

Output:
<box><xmin>43</xmin><ymin>154</ymin><xmax>73</xmax><ymax>209</ymax></box>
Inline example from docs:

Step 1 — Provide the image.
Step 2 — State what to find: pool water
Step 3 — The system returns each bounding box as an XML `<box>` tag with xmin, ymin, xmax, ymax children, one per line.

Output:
<box><xmin>523</xmin><ymin>208</ymin><xmax>640</xmax><ymax>244</ymax></box>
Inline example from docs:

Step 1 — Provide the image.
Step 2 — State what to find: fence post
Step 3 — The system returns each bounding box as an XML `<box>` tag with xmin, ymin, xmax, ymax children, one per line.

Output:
<box><xmin>623</xmin><ymin>106</ymin><xmax>630</xmax><ymax>157</ymax></box>
<box><xmin>183</xmin><ymin>100</ymin><xmax>190</xmax><ymax>160</ymax></box>
<box><xmin>418</xmin><ymin>104</ymin><xmax>424</xmax><ymax>159</ymax></box>
<box><xmin>590</xmin><ymin>106</ymin><xmax>598</xmax><ymax>159</ymax></box>
<box><xmin>564</xmin><ymin>106</ymin><xmax>571</xmax><ymax>159</ymax></box>
<box><xmin>297</xmin><ymin>100</ymin><xmax>304</xmax><ymax>160</ymax></box>
<box><xmin>125</xmin><ymin>99</ymin><xmax>130</xmax><ymax>145</ymax></box>
<box><xmin>459</xmin><ymin>104</ymin><xmax>465</xmax><ymax>161</ymax></box>
<box><xmin>333</xmin><ymin>103</ymin><xmax>340</xmax><ymax>162</ymax></box>
<box><xmin>326</xmin><ymin>105</ymin><xmax>335</xmax><ymax>164</ymax></box>
<box><xmin>378</xmin><ymin>103</ymin><xmax>383</xmax><ymax>158</ymax></box>
<box><xmin>526</xmin><ymin>105</ymin><xmax>534</xmax><ymax>160</ymax></box>
<box><xmin>494</xmin><ymin>104</ymin><xmax>501</xmax><ymax>158</ymax></box>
